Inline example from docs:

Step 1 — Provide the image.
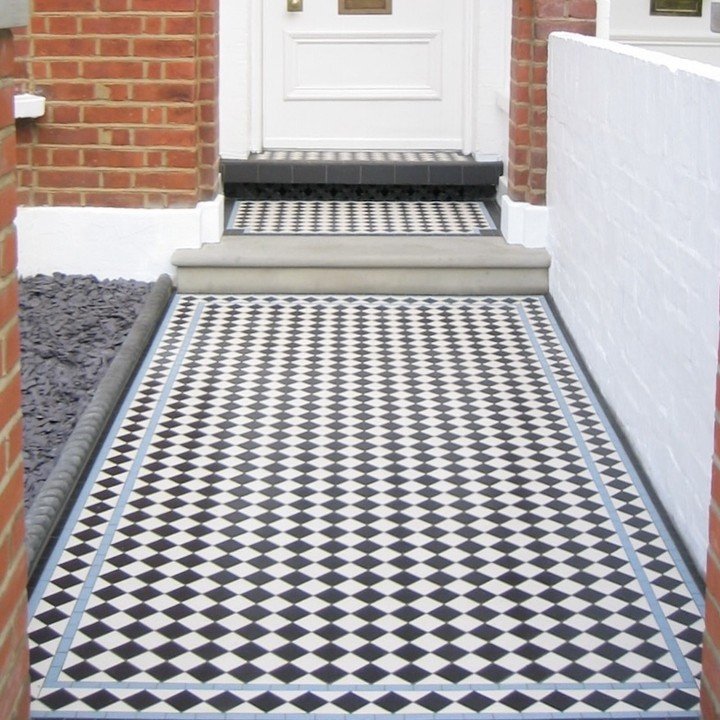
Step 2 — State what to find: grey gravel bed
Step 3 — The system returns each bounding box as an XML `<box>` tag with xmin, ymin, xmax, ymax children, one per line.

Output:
<box><xmin>19</xmin><ymin>274</ymin><xmax>153</xmax><ymax>509</ymax></box>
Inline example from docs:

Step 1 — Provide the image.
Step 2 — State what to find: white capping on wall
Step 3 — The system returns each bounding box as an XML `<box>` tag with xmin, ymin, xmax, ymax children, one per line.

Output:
<box><xmin>547</xmin><ymin>32</ymin><xmax>720</xmax><ymax>572</ymax></box>
<box><xmin>14</xmin><ymin>93</ymin><xmax>45</xmax><ymax>119</ymax></box>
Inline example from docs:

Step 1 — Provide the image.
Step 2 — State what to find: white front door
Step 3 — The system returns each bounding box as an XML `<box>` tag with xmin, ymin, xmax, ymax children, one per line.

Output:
<box><xmin>262</xmin><ymin>0</ymin><xmax>466</xmax><ymax>150</ymax></box>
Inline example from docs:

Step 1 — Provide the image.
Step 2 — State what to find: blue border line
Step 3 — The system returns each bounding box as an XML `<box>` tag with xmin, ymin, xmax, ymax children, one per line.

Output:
<box><xmin>44</xmin><ymin>680</ymin><xmax>699</xmax><ymax>693</ymax></box>
<box><xmin>518</xmin><ymin>305</ymin><xmax>695</xmax><ymax>685</ymax></box>
<box><xmin>28</xmin><ymin>294</ymin><xmax>182</xmax><ymax>619</ymax></box>
<box><xmin>539</xmin><ymin>297</ymin><xmax>706</xmax><ymax>614</ymax></box>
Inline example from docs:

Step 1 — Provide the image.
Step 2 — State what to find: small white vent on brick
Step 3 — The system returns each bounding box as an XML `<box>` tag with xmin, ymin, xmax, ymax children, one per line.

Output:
<box><xmin>14</xmin><ymin>93</ymin><xmax>45</xmax><ymax>120</ymax></box>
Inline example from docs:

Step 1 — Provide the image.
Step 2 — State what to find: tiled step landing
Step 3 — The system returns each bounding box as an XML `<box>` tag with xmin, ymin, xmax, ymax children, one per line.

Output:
<box><xmin>184</xmin><ymin>155</ymin><xmax>526</xmax><ymax>295</ymax></box>
<box><xmin>174</xmin><ymin>197</ymin><xmax>547</xmax><ymax>295</ymax></box>
<box><xmin>223</xmin><ymin>150</ymin><xmax>503</xmax><ymax>187</ymax></box>
<box><xmin>226</xmin><ymin>199</ymin><xmax>498</xmax><ymax>236</ymax></box>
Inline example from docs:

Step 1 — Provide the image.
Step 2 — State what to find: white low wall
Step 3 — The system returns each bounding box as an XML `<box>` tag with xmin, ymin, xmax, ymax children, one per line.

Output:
<box><xmin>16</xmin><ymin>195</ymin><xmax>224</xmax><ymax>281</ymax></box>
<box><xmin>548</xmin><ymin>33</ymin><xmax>720</xmax><ymax>572</ymax></box>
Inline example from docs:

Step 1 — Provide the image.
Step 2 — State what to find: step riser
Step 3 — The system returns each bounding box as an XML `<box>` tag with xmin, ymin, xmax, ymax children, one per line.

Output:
<box><xmin>176</xmin><ymin>267</ymin><xmax>549</xmax><ymax>295</ymax></box>
<box><xmin>222</xmin><ymin>152</ymin><xmax>503</xmax><ymax>188</ymax></box>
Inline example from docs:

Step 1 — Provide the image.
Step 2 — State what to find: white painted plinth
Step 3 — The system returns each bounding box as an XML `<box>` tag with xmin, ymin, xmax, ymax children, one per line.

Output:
<box><xmin>16</xmin><ymin>195</ymin><xmax>224</xmax><ymax>281</ymax></box>
<box><xmin>501</xmin><ymin>195</ymin><xmax>549</xmax><ymax>248</ymax></box>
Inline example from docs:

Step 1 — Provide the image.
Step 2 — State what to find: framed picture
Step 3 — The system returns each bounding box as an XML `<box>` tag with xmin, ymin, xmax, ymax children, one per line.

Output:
<box><xmin>650</xmin><ymin>0</ymin><xmax>702</xmax><ymax>16</ymax></box>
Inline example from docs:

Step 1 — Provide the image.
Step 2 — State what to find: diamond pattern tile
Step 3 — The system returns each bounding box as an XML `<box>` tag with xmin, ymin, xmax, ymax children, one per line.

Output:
<box><xmin>227</xmin><ymin>200</ymin><xmax>496</xmax><ymax>235</ymax></box>
<box><xmin>251</xmin><ymin>150</ymin><xmax>472</xmax><ymax>162</ymax></box>
<box><xmin>29</xmin><ymin>295</ymin><xmax>704</xmax><ymax>719</ymax></box>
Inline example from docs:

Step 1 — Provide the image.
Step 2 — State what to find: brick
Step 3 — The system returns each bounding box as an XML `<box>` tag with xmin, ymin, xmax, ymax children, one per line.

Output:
<box><xmin>99</xmin><ymin>0</ymin><xmax>130</xmax><ymax>9</ymax></box>
<box><xmin>49</xmin><ymin>105</ymin><xmax>81</xmax><ymax>123</ymax></box>
<box><xmin>0</xmin><ymin>131</ymin><xmax>16</xmax><ymax>177</ymax></box>
<box><xmin>83</xmin><ymin>105</ymin><xmax>144</xmax><ymax>124</ymax></box>
<box><xmin>84</xmin><ymin>191</ymin><xmax>146</xmax><ymax>207</ymax></box>
<box><xmin>0</xmin><ymin>321</ymin><xmax>20</xmax><ymax>377</ymax></box>
<box><xmin>0</xmin><ymin>277</ymin><xmax>18</xmax><ymax>332</ymax></box>
<box><xmin>0</xmin><ymin>370</ymin><xmax>21</xmax><ymax>431</ymax></box>
<box><xmin>0</xmin><ymin>580</ymin><xmax>29</xmax><ymax>719</ymax></box>
<box><xmin>0</xmin><ymin>463</ymin><xmax>23</xmax><ymax>550</ymax></box>
<box><xmin>46</xmin><ymin>61</ymin><xmax>80</xmax><ymax>80</ymax></box>
<box><xmin>34</xmin><ymin>0</ymin><xmax>95</xmax><ymax>9</ymax></box>
<box><xmin>702</xmin><ymin>678</ymin><xmax>720</xmax><ymax>720</ymax></box>
<box><xmin>569</xmin><ymin>0</ymin><xmax>597</xmax><ymax>19</ymax></box>
<box><xmin>37</xmin><ymin>168</ymin><xmax>101</xmax><ymax>188</ymax></box>
<box><xmin>38</xmin><ymin>82</ymin><xmax>96</xmax><ymax>102</ymax></box>
<box><xmin>100</xmin><ymin>171</ymin><xmax>133</xmax><ymax>189</ymax></box>
<box><xmin>165</xmin><ymin>16</ymin><xmax>197</xmax><ymax>35</ymax></box>
<box><xmin>51</xmin><ymin>148</ymin><xmax>81</xmax><ymax>166</ymax></box>
<box><xmin>164</xmin><ymin>60</ymin><xmax>195</xmax><ymax>81</ymax></box>
<box><xmin>132</xmin><ymin>83</ymin><xmax>195</xmax><ymax>103</ymax></box>
<box><xmin>705</xmin><ymin>637</ymin><xmax>720</xmax><ymax>717</ymax></box>
<box><xmin>0</xmin><ymin>85</ymin><xmax>15</xmax><ymax>128</ymax></box>
<box><xmin>45</xmin><ymin>16</ymin><xmax>79</xmax><ymax>35</ymax></box>
<box><xmin>80</xmin><ymin>16</ymin><xmax>143</xmax><ymax>35</ymax></box>
<box><xmin>34</xmin><ymin>37</ymin><xmax>96</xmax><ymax>57</ymax></box>
<box><xmin>4</xmin><ymin>416</ymin><xmax>22</xmax><ymax>476</ymax></box>
<box><xmin>0</xmin><ymin>31</ymin><xmax>14</xmax><ymax>77</ymax></box>
<box><xmin>99</xmin><ymin>38</ymin><xmax>132</xmax><ymax>56</ymax></box>
<box><xmin>0</xmin><ymin>227</ymin><xmax>17</xmax><ymax>277</ymax></box>
<box><xmin>0</xmin><ymin>596</ymin><xmax>26</xmax><ymax>675</ymax></box>
<box><xmin>135</xmin><ymin>127</ymin><xmax>195</xmax><ymax>147</ymax></box>
<box><xmin>85</xmin><ymin>148</ymin><xmax>146</xmax><ymax>167</ymax></box>
<box><xmin>135</xmin><ymin>170</ymin><xmax>196</xmax><ymax>190</ymax></box>
<box><xmin>37</xmin><ymin>125</ymin><xmax>99</xmax><ymax>145</ymax></box>
<box><xmin>134</xmin><ymin>38</ymin><xmax>195</xmax><ymax>57</ymax></box>
<box><xmin>82</xmin><ymin>60</ymin><xmax>145</xmax><ymax>79</ymax></box>
<box><xmin>131</xmin><ymin>0</ymin><xmax>195</xmax><ymax>10</ymax></box>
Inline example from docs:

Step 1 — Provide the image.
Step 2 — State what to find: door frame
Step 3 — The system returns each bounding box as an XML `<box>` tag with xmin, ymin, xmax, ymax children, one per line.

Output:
<box><xmin>219</xmin><ymin>0</ymin><xmax>482</xmax><ymax>159</ymax></box>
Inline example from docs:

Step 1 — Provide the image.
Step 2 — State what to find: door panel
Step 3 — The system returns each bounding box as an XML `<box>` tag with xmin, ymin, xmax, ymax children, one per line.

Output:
<box><xmin>263</xmin><ymin>0</ymin><xmax>465</xmax><ymax>149</ymax></box>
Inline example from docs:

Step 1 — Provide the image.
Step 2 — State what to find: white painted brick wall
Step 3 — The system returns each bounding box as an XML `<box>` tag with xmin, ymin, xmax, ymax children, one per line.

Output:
<box><xmin>548</xmin><ymin>33</ymin><xmax>720</xmax><ymax>572</ymax></box>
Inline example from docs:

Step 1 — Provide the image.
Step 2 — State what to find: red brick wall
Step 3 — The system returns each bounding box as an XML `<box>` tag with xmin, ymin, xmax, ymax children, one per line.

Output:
<box><xmin>13</xmin><ymin>0</ymin><xmax>219</xmax><ymax>209</ymax></box>
<box><xmin>0</xmin><ymin>27</ymin><xmax>30</xmax><ymax>720</ymax></box>
<box><xmin>702</xmin><ymin>358</ymin><xmax>720</xmax><ymax>719</ymax></box>
<box><xmin>508</xmin><ymin>0</ymin><xmax>596</xmax><ymax>205</ymax></box>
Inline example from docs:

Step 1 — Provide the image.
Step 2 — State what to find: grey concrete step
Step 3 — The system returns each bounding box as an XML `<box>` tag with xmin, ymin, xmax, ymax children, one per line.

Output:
<box><xmin>172</xmin><ymin>235</ymin><xmax>550</xmax><ymax>295</ymax></box>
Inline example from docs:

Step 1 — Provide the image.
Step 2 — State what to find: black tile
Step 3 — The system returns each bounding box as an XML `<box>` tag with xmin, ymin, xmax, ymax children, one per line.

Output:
<box><xmin>463</xmin><ymin>161</ymin><xmax>503</xmax><ymax>185</ymax></box>
<box><xmin>327</xmin><ymin>164</ymin><xmax>361</xmax><ymax>184</ymax></box>
<box><xmin>359</xmin><ymin>164</ymin><xmax>395</xmax><ymax>184</ymax></box>
<box><xmin>429</xmin><ymin>164</ymin><xmax>463</xmax><ymax>185</ymax></box>
<box><xmin>292</xmin><ymin>164</ymin><xmax>327</xmax><ymax>184</ymax></box>
<box><xmin>395</xmin><ymin>164</ymin><xmax>430</xmax><ymax>185</ymax></box>
<box><xmin>258</xmin><ymin>163</ymin><xmax>293</xmax><ymax>183</ymax></box>
<box><xmin>222</xmin><ymin>162</ymin><xmax>259</xmax><ymax>183</ymax></box>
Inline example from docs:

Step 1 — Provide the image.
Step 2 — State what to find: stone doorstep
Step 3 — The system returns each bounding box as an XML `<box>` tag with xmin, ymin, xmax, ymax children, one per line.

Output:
<box><xmin>172</xmin><ymin>235</ymin><xmax>550</xmax><ymax>295</ymax></box>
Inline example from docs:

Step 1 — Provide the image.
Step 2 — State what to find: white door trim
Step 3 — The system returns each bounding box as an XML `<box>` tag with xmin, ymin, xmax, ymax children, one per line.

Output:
<box><xmin>462</xmin><ymin>0</ymin><xmax>478</xmax><ymax>155</ymax></box>
<box><xmin>220</xmin><ymin>0</ymin><xmax>483</xmax><ymax>158</ymax></box>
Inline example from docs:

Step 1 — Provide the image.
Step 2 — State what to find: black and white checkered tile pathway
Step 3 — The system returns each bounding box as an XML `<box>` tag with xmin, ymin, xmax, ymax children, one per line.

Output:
<box><xmin>29</xmin><ymin>295</ymin><xmax>704</xmax><ymax>720</ymax></box>
<box><xmin>250</xmin><ymin>151</ymin><xmax>472</xmax><ymax>163</ymax></box>
<box><xmin>227</xmin><ymin>200</ymin><xmax>496</xmax><ymax>235</ymax></box>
